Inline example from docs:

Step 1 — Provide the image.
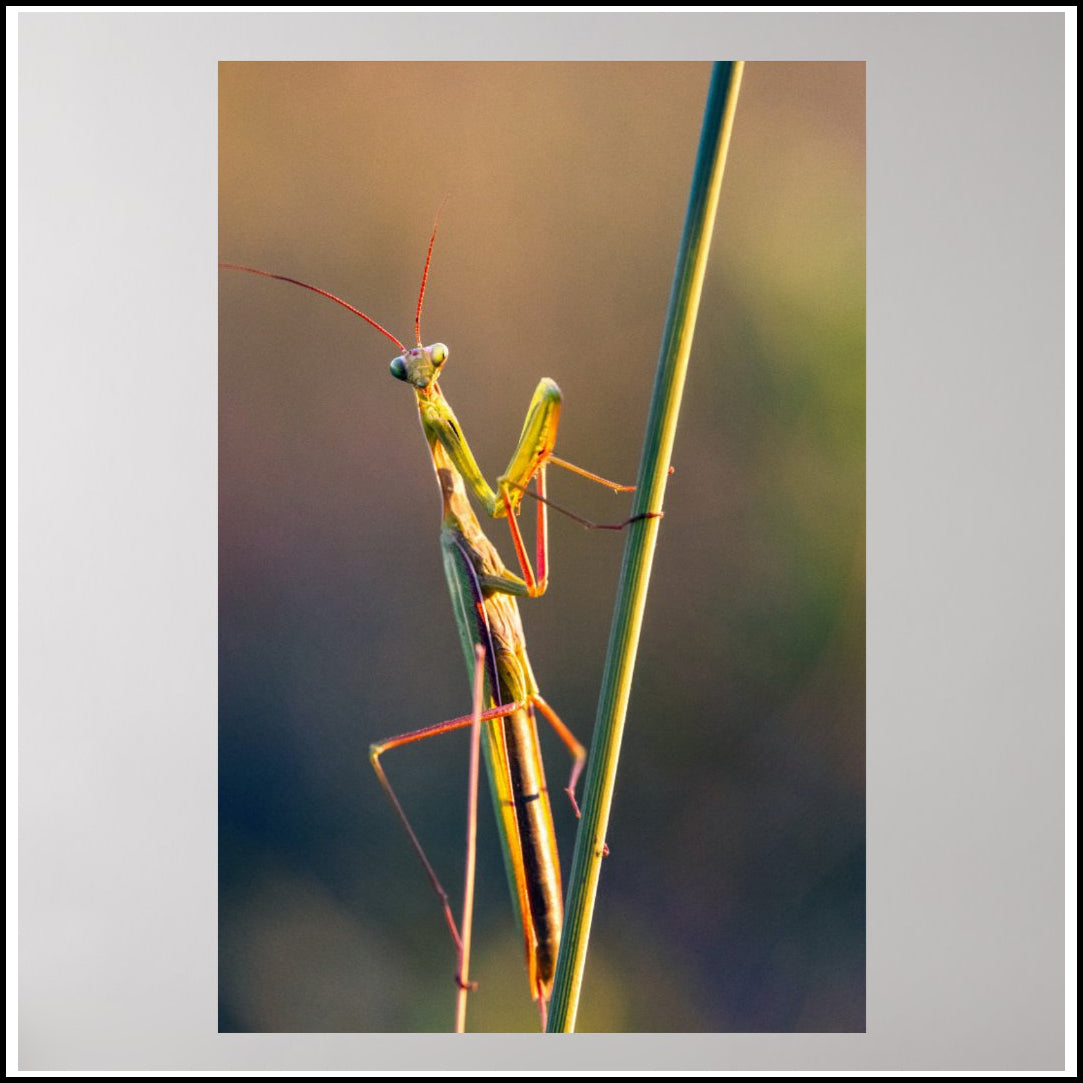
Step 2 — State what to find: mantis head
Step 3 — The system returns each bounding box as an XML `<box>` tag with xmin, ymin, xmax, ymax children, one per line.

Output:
<box><xmin>389</xmin><ymin>343</ymin><xmax>449</xmax><ymax>392</ymax></box>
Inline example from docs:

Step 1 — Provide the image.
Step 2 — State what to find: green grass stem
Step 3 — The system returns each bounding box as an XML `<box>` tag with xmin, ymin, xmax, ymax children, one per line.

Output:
<box><xmin>546</xmin><ymin>60</ymin><xmax>745</xmax><ymax>1033</ymax></box>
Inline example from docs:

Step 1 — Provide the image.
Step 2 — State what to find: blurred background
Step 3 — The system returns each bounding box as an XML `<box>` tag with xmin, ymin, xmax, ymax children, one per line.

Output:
<box><xmin>219</xmin><ymin>61</ymin><xmax>865</xmax><ymax>1033</ymax></box>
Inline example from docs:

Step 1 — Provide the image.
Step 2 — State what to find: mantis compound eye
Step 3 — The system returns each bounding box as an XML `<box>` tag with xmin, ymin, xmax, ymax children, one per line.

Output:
<box><xmin>430</xmin><ymin>343</ymin><xmax>448</xmax><ymax>366</ymax></box>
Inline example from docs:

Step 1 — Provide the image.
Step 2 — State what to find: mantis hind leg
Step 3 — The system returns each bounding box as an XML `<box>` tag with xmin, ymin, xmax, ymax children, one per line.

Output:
<box><xmin>454</xmin><ymin>645</ymin><xmax>486</xmax><ymax>1033</ymax></box>
<box><xmin>530</xmin><ymin>694</ymin><xmax>608</xmax><ymax>855</ymax></box>
<box><xmin>369</xmin><ymin>660</ymin><xmax>529</xmax><ymax>1032</ymax></box>
<box><xmin>529</xmin><ymin>694</ymin><xmax>587</xmax><ymax>818</ymax></box>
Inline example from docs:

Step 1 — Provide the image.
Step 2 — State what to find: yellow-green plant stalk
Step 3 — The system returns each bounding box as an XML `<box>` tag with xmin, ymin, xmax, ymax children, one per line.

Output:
<box><xmin>546</xmin><ymin>60</ymin><xmax>745</xmax><ymax>1033</ymax></box>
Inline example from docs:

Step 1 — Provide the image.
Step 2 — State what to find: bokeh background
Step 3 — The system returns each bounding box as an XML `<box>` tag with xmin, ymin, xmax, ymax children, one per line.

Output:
<box><xmin>219</xmin><ymin>62</ymin><xmax>865</xmax><ymax>1033</ymax></box>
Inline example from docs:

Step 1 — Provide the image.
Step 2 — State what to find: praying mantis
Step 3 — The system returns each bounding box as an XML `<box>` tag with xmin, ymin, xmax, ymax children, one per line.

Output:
<box><xmin>220</xmin><ymin>217</ymin><xmax>649</xmax><ymax>1032</ymax></box>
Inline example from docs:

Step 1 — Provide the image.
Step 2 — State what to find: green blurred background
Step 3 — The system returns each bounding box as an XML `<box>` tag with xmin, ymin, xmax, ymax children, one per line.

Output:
<box><xmin>219</xmin><ymin>61</ymin><xmax>865</xmax><ymax>1033</ymax></box>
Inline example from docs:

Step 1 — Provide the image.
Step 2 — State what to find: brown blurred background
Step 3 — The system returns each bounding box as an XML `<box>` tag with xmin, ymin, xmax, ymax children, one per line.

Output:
<box><xmin>219</xmin><ymin>61</ymin><xmax>865</xmax><ymax>1032</ymax></box>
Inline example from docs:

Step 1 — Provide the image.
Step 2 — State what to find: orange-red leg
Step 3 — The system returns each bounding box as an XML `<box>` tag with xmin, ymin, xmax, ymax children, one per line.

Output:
<box><xmin>369</xmin><ymin>689</ymin><xmax>530</xmax><ymax>1014</ymax></box>
<box><xmin>453</xmin><ymin>645</ymin><xmax>486</xmax><ymax>1033</ymax></box>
